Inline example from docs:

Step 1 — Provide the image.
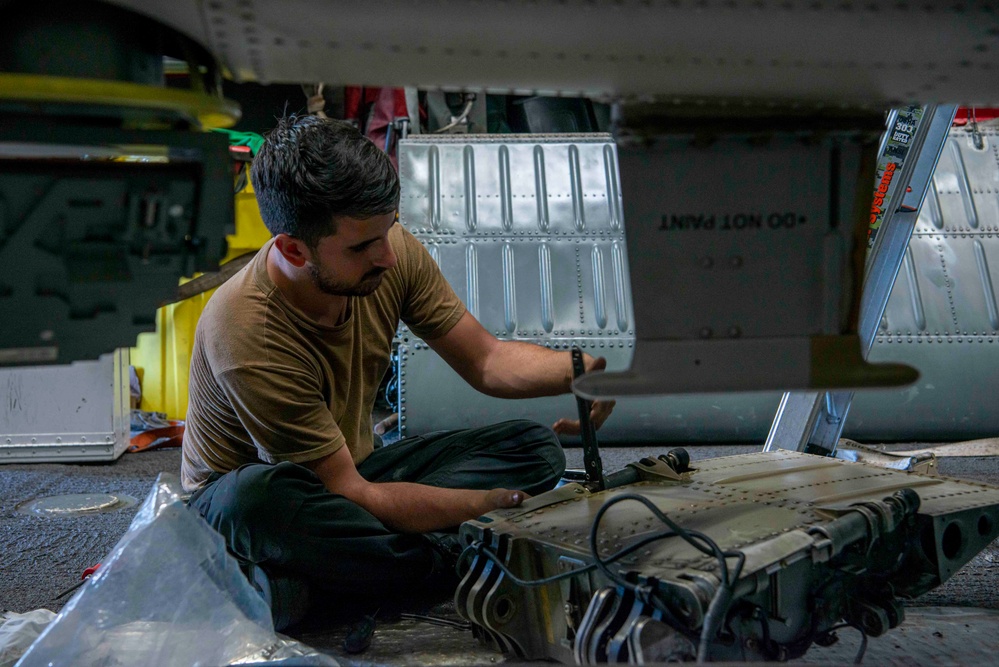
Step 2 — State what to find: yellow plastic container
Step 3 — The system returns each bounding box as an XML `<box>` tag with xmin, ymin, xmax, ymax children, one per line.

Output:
<box><xmin>132</xmin><ymin>180</ymin><xmax>271</xmax><ymax>419</ymax></box>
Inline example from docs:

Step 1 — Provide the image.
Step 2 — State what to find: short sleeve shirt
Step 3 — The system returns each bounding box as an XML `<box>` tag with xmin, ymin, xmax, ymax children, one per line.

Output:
<box><xmin>181</xmin><ymin>223</ymin><xmax>465</xmax><ymax>491</ymax></box>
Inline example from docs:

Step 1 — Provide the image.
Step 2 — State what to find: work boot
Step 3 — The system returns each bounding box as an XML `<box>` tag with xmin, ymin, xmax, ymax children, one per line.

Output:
<box><xmin>244</xmin><ymin>563</ymin><xmax>310</xmax><ymax>631</ymax></box>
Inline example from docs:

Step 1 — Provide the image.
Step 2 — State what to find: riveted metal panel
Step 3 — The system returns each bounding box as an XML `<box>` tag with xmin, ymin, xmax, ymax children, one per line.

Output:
<box><xmin>874</xmin><ymin>130</ymin><xmax>999</xmax><ymax>341</ymax></box>
<box><xmin>879</xmin><ymin>237</ymin><xmax>954</xmax><ymax>336</ymax></box>
<box><xmin>940</xmin><ymin>237</ymin><xmax>999</xmax><ymax>336</ymax></box>
<box><xmin>852</xmin><ymin>127</ymin><xmax>999</xmax><ymax>440</ymax></box>
<box><xmin>915</xmin><ymin>129</ymin><xmax>999</xmax><ymax>233</ymax></box>
<box><xmin>419</xmin><ymin>238</ymin><xmax>630</xmax><ymax>338</ymax></box>
<box><xmin>400</xmin><ymin>136</ymin><xmax>628</xmax><ymax>237</ymax></box>
<box><xmin>914</xmin><ymin>133</ymin><xmax>999</xmax><ymax>237</ymax></box>
<box><xmin>398</xmin><ymin>135</ymin><xmax>640</xmax><ymax>440</ymax></box>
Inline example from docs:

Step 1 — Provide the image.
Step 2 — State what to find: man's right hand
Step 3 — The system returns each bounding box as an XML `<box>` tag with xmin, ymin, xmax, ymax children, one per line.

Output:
<box><xmin>484</xmin><ymin>488</ymin><xmax>530</xmax><ymax>511</ymax></box>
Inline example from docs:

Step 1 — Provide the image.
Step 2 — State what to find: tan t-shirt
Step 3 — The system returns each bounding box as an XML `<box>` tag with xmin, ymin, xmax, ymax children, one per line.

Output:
<box><xmin>181</xmin><ymin>223</ymin><xmax>466</xmax><ymax>491</ymax></box>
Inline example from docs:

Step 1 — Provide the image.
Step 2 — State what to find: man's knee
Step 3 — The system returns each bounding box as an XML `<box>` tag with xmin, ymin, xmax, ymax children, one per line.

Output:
<box><xmin>495</xmin><ymin>419</ymin><xmax>567</xmax><ymax>479</ymax></box>
<box><xmin>527</xmin><ymin>420</ymin><xmax>566</xmax><ymax>476</ymax></box>
<box><xmin>192</xmin><ymin>462</ymin><xmax>316</xmax><ymax>561</ymax></box>
<box><xmin>493</xmin><ymin>419</ymin><xmax>558</xmax><ymax>444</ymax></box>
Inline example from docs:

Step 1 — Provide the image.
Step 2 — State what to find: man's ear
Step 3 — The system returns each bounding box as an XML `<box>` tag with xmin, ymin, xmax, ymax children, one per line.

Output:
<box><xmin>272</xmin><ymin>234</ymin><xmax>312</xmax><ymax>268</ymax></box>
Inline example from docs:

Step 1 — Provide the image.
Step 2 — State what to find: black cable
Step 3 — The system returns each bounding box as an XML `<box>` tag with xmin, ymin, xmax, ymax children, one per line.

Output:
<box><xmin>460</xmin><ymin>542</ymin><xmax>595</xmax><ymax>587</ymax></box>
<box><xmin>586</xmin><ymin>494</ymin><xmax>746</xmax><ymax>664</ymax></box>
<box><xmin>463</xmin><ymin>536</ymin><xmax>699</xmax><ymax>643</ymax></box>
<box><xmin>855</xmin><ymin>627</ymin><xmax>869</xmax><ymax>664</ymax></box>
<box><xmin>698</xmin><ymin>586</ymin><xmax>734</xmax><ymax>662</ymax></box>
<box><xmin>780</xmin><ymin>609</ymin><xmax>824</xmax><ymax>660</ymax></box>
<box><xmin>464</xmin><ymin>492</ymin><xmax>747</xmax><ymax>660</ymax></box>
<box><xmin>589</xmin><ymin>494</ymin><xmax>743</xmax><ymax>588</ymax></box>
<box><xmin>750</xmin><ymin>605</ymin><xmax>781</xmax><ymax>661</ymax></box>
<box><xmin>460</xmin><ymin>525</ymin><xmax>695</xmax><ymax>589</ymax></box>
<box><xmin>826</xmin><ymin>623</ymin><xmax>869</xmax><ymax>664</ymax></box>
<box><xmin>699</xmin><ymin>547</ymin><xmax>745</xmax><ymax>662</ymax></box>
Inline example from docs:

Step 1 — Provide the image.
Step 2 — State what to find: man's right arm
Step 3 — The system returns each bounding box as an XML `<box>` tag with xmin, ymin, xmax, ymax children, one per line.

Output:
<box><xmin>302</xmin><ymin>446</ymin><xmax>528</xmax><ymax>533</ymax></box>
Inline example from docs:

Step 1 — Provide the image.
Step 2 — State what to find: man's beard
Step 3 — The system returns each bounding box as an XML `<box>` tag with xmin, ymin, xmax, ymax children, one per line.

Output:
<box><xmin>308</xmin><ymin>263</ymin><xmax>386</xmax><ymax>297</ymax></box>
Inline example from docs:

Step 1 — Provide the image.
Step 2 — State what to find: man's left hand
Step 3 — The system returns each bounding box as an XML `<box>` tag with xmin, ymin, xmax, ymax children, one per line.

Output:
<box><xmin>552</xmin><ymin>355</ymin><xmax>616</xmax><ymax>435</ymax></box>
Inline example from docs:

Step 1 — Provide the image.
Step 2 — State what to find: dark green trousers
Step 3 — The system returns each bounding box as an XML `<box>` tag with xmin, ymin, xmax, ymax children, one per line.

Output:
<box><xmin>188</xmin><ymin>419</ymin><xmax>565</xmax><ymax>600</ymax></box>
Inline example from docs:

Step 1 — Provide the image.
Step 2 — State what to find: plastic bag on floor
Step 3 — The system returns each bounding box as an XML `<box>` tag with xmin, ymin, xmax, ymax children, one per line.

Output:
<box><xmin>0</xmin><ymin>610</ymin><xmax>56</xmax><ymax>667</ymax></box>
<box><xmin>16</xmin><ymin>473</ymin><xmax>336</xmax><ymax>667</ymax></box>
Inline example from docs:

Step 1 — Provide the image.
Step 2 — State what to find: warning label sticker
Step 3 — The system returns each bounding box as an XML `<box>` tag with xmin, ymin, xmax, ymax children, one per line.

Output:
<box><xmin>868</xmin><ymin>105</ymin><xmax>923</xmax><ymax>249</ymax></box>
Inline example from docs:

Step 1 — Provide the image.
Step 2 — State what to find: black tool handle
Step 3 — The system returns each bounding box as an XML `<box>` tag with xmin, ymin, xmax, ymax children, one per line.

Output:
<box><xmin>571</xmin><ymin>347</ymin><xmax>604</xmax><ymax>491</ymax></box>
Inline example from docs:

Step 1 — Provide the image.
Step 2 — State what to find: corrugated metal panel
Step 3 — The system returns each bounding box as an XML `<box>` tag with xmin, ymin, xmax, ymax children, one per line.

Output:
<box><xmin>397</xmin><ymin>135</ymin><xmax>638</xmax><ymax>440</ymax></box>
<box><xmin>872</xmin><ymin>132</ymin><xmax>999</xmax><ymax>341</ymax></box>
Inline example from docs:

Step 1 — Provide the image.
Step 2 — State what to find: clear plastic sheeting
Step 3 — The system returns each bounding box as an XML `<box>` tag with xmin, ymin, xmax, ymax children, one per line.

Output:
<box><xmin>16</xmin><ymin>473</ymin><xmax>337</xmax><ymax>667</ymax></box>
<box><xmin>0</xmin><ymin>610</ymin><xmax>55</xmax><ymax>667</ymax></box>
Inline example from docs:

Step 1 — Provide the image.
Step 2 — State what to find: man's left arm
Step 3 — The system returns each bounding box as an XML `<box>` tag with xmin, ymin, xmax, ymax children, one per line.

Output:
<box><xmin>425</xmin><ymin>311</ymin><xmax>615</xmax><ymax>435</ymax></box>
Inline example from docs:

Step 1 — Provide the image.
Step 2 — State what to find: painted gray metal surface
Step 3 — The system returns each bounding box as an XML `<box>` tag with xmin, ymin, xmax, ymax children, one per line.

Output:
<box><xmin>118</xmin><ymin>1</ymin><xmax>999</xmax><ymax>105</ymax></box>
<box><xmin>398</xmin><ymin>130</ymin><xmax>999</xmax><ymax>443</ymax></box>
<box><xmin>575</xmin><ymin>118</ymin><xmax>909</xmax><ymax>397</ymax></box>
<box><xmin>0</xmin><ymin>349</ymin><xmax>130</xmax><ymax>462</ymax></box>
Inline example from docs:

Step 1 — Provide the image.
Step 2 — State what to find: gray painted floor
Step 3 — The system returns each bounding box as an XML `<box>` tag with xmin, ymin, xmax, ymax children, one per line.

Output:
<box><xmin>2</xmin><ymin>443</ymin><xmax>998</xmax><ymax>664</ymax></box>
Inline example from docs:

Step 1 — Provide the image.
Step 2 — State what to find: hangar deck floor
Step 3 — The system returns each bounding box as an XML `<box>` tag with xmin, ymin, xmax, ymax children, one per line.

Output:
<box><xmin>2</xmin><ymin>443</ymin><xmax>998</xmax><ymax>665</ymax></box>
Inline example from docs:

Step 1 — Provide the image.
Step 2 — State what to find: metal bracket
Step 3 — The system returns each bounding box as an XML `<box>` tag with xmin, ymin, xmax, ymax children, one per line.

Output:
<box><xmin>625</xmin><ymin>457</ymin><xmax>683</xmax><ymax>483</ymax></box>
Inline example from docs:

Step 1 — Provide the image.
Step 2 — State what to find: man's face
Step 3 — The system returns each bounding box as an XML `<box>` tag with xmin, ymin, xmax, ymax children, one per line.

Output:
<box><xmin>306</xmin><ymin>211</ymin><xmax>398</xmax><ymax>297</ymax></box>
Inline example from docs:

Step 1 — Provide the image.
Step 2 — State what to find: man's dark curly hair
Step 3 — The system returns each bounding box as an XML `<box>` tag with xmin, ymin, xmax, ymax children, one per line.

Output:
<box><xmin>250</xmin><ymin>115</ymin><xmax>400</xmax><ymax>249</ymax></box>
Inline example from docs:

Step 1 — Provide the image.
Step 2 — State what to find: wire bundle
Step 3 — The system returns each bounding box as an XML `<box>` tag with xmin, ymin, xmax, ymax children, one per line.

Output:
<box><xmin>461</xmin><ymin>491</ymin><xmax>746</xmax><ymax>663</ymax></box>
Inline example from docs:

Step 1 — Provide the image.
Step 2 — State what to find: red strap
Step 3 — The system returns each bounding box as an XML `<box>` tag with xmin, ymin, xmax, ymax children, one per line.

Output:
<box><xmin>954</xmin><ymin>107</ymin><xmax>999</xmax><ymax>125</ymax></box>
<box><xmin>344</xmin><ymin>86</ymin><xmax>363</xmax><ymax>121</ymax></box>
<box><xmin>392</xmin><ymin>87</ymin><xmax>409</xmax><ymax>120</ymax></box>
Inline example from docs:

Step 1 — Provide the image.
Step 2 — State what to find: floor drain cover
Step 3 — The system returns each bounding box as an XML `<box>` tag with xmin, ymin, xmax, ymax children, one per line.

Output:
<box><xmin>17</xmin><ymin>493</ymin><xmax>138</xmax><ymax>518</ymax></box>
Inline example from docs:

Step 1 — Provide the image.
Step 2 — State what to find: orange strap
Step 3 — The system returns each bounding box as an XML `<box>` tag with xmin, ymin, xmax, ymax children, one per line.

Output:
<box><xmin>128</xmin><ymin>424</ymin><xmax>185</xmax><ymax>453</ymax></box>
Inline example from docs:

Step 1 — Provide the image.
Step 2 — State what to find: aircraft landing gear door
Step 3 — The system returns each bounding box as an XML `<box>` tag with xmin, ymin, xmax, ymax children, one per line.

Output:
<box><xmin>575</xmin><ymin>106</ymin><xmax>919</xmax><ymax>403</ymax></box>
<box><xmin>764</xmin><ymin>104</ymin><xmax>958</xmax><ymax>455</ymax></box>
